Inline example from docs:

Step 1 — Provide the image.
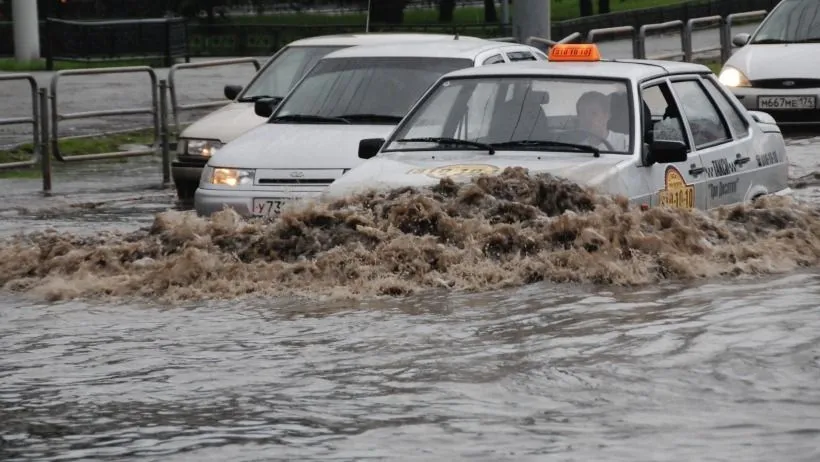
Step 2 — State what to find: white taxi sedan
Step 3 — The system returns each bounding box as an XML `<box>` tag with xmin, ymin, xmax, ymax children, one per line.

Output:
<box><xmin>326</xmin><ymin>44</ymin><xmax>791</xmax><ymax>210</ymax></box>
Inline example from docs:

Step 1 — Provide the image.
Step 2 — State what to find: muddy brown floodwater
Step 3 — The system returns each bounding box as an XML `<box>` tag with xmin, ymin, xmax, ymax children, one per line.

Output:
<box><xmin>0</xmin><ymin>130</ymin><xmax>818</xmax><ymax>461</ymax></box>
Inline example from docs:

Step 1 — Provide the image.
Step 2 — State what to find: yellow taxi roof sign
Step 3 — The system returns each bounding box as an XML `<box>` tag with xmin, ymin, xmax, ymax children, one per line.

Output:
<box><xmin>548</xmin><ymin>43</ymin><xmax>601</xmax><ymax>62</ymax></box>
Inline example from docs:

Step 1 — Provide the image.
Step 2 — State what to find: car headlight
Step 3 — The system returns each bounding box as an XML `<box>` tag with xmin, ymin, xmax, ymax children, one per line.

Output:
<box><xmin>718</xmin><ymin>66</ymin><xmax>751</xmax><ymax>88</ymax></box>
<box><xmin>184</xmin><ymin>139</ymin><xmax>224</xmax><ymax>157</ymax></box>
<box><xmin>205</xmin><ymin>167</ymin><xmax>255</xmax><ymax>186</ymax></box>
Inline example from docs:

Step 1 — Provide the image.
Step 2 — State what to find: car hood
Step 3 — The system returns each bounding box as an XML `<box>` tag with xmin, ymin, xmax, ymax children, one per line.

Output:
<box><xmin>207</xmin><ymin>123</ymin><xmax>398</xmax><ymax>169</ymax></box>
<box><xmin>325</xmin><ymin>150</ymin><xmax>627</xmax><ymax>198</ymax></box>
<box><xmin>179</xmin><ymin>102</ymin><xmax>267</xmax><ymax>143</ymax></box>
<box><xmin>726</xmin><ymin>43</ymin><xmax>820</xmax><ymax>80</ymax></box>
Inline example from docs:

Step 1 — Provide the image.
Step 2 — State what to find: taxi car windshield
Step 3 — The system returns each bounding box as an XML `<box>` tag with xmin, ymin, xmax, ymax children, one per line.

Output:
<box><xmin>240</xmin><ymin>45</ymin><xmax>347</xmax><ymax>101</ymax></box>
<box><xmin>384</xmin><ymin>76</ymin><xmax>633</xmax><ymax>155</ymax></box>
<box><xmin>272</xmin><ymin>56</ymin><xmax>474</xmax><ymax>124</ymax></box>
<box><xmin>750</xmin><ymin>0</ymin><xmax>820</xmax><ymax>44</ymax></box>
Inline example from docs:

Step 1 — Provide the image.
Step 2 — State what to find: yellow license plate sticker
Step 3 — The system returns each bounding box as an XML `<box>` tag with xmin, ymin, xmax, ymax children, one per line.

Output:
<box><xmin>406</xmin><ymin>164</ymin><xmax>500</xmax><ymax>179</ymax></box>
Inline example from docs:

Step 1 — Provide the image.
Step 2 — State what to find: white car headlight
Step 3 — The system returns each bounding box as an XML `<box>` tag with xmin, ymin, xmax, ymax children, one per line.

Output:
<box><xmin>184</xmin><ymin>139</ymin><xmax>224</xmax><ymax>157</ymax></box>
<box><xmin>205</xmin><ymin>167</ymin><xmax>255</xmax><ymax>187</ymax></box>
<box><xmin>718</xmin><ymin>67</ymin><xmax>751</xmax><ymax>88</ymax></box>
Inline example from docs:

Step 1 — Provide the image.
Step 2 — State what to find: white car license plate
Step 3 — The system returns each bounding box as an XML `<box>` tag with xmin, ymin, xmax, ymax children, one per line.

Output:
<box><xmin>758</xmin><ymin>95</ymin><xmax>816</xmax><ymax>110</ymax></box>
<box><xmin>252</xmin><ymin>198</ymin><xmax>286</xmax><ymax>217</ymax></box>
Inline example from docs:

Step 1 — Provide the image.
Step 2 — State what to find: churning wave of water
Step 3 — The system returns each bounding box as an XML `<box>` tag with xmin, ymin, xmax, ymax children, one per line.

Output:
<box><xmin>0</xmin><ymin>167</ymin><xmax>819</xmax><ymax>303</ymax></box>
<box><xmin>1</xmin><ymin>271</ymin><xmax>819</xmax><ymax>461</ymax></box>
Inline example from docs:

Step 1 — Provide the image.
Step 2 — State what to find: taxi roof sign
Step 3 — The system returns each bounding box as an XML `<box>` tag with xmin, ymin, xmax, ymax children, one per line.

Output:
<box><xmin>548</xmin><ymin>43</ymin><xmax>601</xmax><ymax>62</ymax></box>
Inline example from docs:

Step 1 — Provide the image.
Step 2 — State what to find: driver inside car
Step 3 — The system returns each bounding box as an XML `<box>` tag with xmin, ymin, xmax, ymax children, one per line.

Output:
<box><xmin>570</xmin><ymin>90</ymin><xmax>629</xmax><ymax>152</ymax></box>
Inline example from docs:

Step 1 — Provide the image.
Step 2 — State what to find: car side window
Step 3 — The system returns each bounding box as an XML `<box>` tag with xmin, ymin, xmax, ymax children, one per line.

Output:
<box><xmin>701</xmin><ymin>77</ymin><xmax>750</xmax><ymax>139</ymax></box>
<box><xmin>640</xmin><ymin>83</ymin><xmax>689</xmax><ymax>148</ymax></box>
<box><xmin>670</xmin><ymin>80</ymin><xmax>732</xmax><ymax>149</ymax></box>
<box><xmin>482</xmin><ymin>54</ymin><xmax>506</xmax><ymax>65</ymax></box>
<box><xmin>506</xmin><ymin>51</ymin><xmax>537</xmax><ymax>62</ymax></box>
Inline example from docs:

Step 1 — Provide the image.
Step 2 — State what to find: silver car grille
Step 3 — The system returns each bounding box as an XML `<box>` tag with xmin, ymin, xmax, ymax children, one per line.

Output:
<box><xmin>254</xmin><ymin>169</ymin><xmax>347</xmax><ymax>187</ymax></box>
<box><xmin>751</xmin><ymin>78</ymin><xmax>820</xmax><ymax>89</ymax></box>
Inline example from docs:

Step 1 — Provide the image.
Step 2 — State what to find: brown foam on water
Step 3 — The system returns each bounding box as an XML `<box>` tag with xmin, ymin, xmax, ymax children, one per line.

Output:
<box><xmin>1</xmin><ymin>167</ymin><xmax>819</xmax><ymax>303</ymax></box>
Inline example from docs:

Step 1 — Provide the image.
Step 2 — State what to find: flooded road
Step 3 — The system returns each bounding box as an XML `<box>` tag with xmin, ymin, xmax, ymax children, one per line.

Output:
<box><xmin>1</xmin><ymin>129</ymin><xmax>819</xmax><ymax>460</ymax></box>
<box><xmin>1</xmin><ymin>272</ymin><xmax>819</xmax><ymax>461</ymax></box>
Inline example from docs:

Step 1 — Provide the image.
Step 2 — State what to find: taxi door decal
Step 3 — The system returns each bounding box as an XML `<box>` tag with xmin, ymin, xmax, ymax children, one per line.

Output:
<box><xmin>658</xmin><ymin>165</ymin><xmax>695</xmax><ymax>208</ymax></box>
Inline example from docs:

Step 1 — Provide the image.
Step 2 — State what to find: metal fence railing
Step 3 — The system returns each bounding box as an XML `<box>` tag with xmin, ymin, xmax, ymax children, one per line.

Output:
<box><xmin>49</xmin><ymin>67</ymin><xmax>160</xmax><ymax>163</ymax></box>
<box><xmin>638</xmin><ymin>20</ymin><xmax>685</xmax><ymax>60</ymax></box>
<box><xmin>587</xmin><ymin>26</ymin><xmax>641</xmax><ymax>59</ymax></box>
<box><xmin>684</xmin><ymin>15</ymin><xmax>723</xmax><ymax>62</ymax></box>
<box><xmin>0</xmin><ymin>74</ymin><xmax>41</xmax><ymax>171</ymax></box>
<box><xmin>167</xmin><ymin>57</ymin><xmax>264</xmax><ymax>136</ymax></box>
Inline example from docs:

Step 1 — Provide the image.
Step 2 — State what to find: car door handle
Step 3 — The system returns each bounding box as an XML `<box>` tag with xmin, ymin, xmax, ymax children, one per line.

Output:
<box><xmin>735</xmin><ymin>155</ymin><xmax>751</xmax><ymax>166</ymax></box>
<box><xmin>689</xmin><ymin>167</ymin><xmax>705</xmax><ymax>176</ymax></box>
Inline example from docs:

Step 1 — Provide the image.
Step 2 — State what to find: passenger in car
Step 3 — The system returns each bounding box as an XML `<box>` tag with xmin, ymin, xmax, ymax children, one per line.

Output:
<box><xmin>573</xmin><ymin>90</ymin><xmax>630</xmax><ymax>152</ymax></box>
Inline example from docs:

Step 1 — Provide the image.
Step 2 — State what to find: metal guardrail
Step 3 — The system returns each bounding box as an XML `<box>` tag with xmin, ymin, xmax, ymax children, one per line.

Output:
<box><xmin>638</xmin><ymin>20</ymin><xmax>685</xmax><ymax>60</ymax></box>
<box><xmin>684</xmin><ymin>15</ymin><xmax>723</xmax><ymax>62</ymax></box>
<box><xmin>587</xmin><ymin>26</ymin><xmax>641</xmax><ymax>59</ymax></box>
<box><xmin>167</xmin><ymin>57</ymin><xmax>263</xmax><ymax>135</ymax></box>
<box><xmin>0</xmin><ymin>74</ymin><xmax>41</xmax><ymax>170</ymax></box>
<box><xmin>49</xmin><ymin>66</ymin><xmax>160</xmax><ymax>162</ymax></box>
<box><xmin>722</xmin><ymin>10</ymin><xmax>767</xmax><ymax>62</ymax></box>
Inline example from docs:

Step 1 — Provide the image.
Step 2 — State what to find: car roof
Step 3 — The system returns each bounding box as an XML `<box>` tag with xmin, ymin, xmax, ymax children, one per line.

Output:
<box><xmin>438</xmin><ymin>58</ymin><xmax>712</xmax><ymax>80</ymax></box>
<box><xmin>286</xmin><ymin>33</ymin><xmax>483</xmax><ymax>47</ymax></box>
<box><xmin>320</xmin><ymin>39</ymin><xmax>537</xmax><ymax>60</ymax></box>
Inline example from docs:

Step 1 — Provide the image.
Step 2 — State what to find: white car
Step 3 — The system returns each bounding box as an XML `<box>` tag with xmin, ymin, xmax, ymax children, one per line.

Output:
<box><xmin>327</xmin><ymin>44</ymin><xmax>791</xmax><ymax>210</ymax></box>
<box><xmin>718</xmin><ymin>0</ymin><xmax>820</xmax><ymax>127</ymax></box>
<box><xmin>172</xmin><ymin>32</ymin><xmax>485</xmax><ymax>202</ymax></box>
<box><xmin>194</xmin><ymin>39</ymin><xmax>548</xmax><ymax>218</ymax></box>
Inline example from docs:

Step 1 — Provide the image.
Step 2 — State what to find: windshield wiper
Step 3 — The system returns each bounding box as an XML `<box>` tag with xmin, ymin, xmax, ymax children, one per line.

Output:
<box><xmin>336</xmin><ymin>114</ymin><xmax>404</xmax><ymax>123</ymax></box>
<box><xmin>794</xmin><ymin>37</ymin><xmax>820</xmax><ymax>43</ymax></box>
<box><xmin>270</xmin><ymin>114</ymin><xmax>351</xmax><ymax>124</ymax></box>
<box><xmin>237</xmin><ymin>95</ymin><xmax>282</xmax><ymax>103</ymax></box>
<box><xmin>490</xmin><ymin>140</ymin><xmax>600</xmax><ymax>157</ymax></box>
<box><xmin>394</xmin><ymin>137</ymin><xmax>495</xmax><ymax>155</ymax></box>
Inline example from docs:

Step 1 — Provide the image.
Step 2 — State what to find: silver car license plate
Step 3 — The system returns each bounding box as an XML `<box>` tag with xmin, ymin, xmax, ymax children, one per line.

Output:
<box><xmin>758</xmin><ymin>95</ymin><xmax>816</xmax><ymax>110</ymax></box>
<box><xmin>252</xmin><ymin>198</ymin><xmax>285</xmax><ymax>217</ymax></box>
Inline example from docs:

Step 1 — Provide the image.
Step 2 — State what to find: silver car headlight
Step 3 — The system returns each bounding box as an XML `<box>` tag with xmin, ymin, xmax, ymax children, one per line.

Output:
<box><xmin>718</xmin><ymin>66</ymin><xmax>751</xmax><ymax>88</ymax></box>
<box><xmin>183</xmin><ymin>139</ymin><xmax>224</xmax><ymax>157</ymax></box>
<box><xmin>203</xmin><ymin>167</ymin><xmax>255</xmax><ymax>187</ymax></box>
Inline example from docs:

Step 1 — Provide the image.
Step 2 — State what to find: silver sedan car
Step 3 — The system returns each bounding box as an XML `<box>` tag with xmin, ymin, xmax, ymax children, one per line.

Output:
<box><xmin>718</xmin><ymin>0</ymin><xmax>820</xmax><ymax>127</ymax></box>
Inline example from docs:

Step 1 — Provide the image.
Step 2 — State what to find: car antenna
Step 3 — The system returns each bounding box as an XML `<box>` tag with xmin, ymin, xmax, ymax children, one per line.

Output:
<box><xmin>454</xmin><ymin>32</ymin><xmax>459</xmax><ymax>40</ymax></box>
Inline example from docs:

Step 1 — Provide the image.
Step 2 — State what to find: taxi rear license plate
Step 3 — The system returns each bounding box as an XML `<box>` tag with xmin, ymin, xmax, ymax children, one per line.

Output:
<box><xmin>252</xmin><ymin>198</ymin><xmax>285</xmax><ymax>217</ymax></box>
<box><xmin>758</xmin><ymin>96</ymin><xmax>816</xmax><ymax>110</ymax></box>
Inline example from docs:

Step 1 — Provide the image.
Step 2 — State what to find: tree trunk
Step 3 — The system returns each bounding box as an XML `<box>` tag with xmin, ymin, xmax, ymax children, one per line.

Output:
<box><xmin>598</xmin><ymin>0</ymin><xmax>611</xmax><ymax>14</ymax></box>
<box><xmin>579</xmin><ymin>0</ymin><xmax>593</xmax><ymax>17</ymax></box>
<box><xmin>370</xmin><ymin>0</ymin><xmax>406</xmax><ymax>24</ymax></box>
<box><xmin>439</xmin><ymin>0</ymin><xmax>455</xmax><ymax>22</ymax></box>
<box><xmin>483</xmin><ymin>0</ymin><xmax>498</xmax><ymax>22</ymax></box>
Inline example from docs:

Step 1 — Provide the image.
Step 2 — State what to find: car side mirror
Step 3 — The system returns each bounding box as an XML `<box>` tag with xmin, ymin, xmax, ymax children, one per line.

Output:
<box><xmin>358</xmin><ymin>138</ymin><xmax>385</xmax><ymax>159</ymax></box>
<box><xmin>254</xmin><ymin>98</ymin><xmax>279</xmax><ymax>118</ymax></box>
<box><xmin>649</xmin><ymin>140</ymin><xmax>688</xmax><ymax>164</ymax></box>
<box><xmin>732</xmin><ymin>33</ymin><xmax>751</xmax><ymax>47</ymax></box>
<box><xmin>224</xmin><ymin>84</ymin><xmax>243</xmax><ymax>101</ymax></box>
